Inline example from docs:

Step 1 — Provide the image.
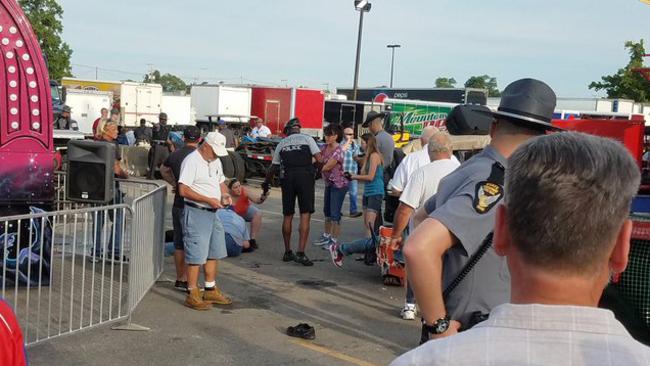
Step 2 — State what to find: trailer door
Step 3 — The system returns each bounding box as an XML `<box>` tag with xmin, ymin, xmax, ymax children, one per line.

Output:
<box><xmin>265</xmin><ymin>100</ymin><xmax>281</xmax><ymax>135</ymax></box>
<box><xmin>340</xmin><ymin>104</ymin><xmax>356</xmax><ymax>126</ymax></box>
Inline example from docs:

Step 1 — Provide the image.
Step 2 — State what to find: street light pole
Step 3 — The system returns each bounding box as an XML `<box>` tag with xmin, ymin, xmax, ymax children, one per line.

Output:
<box><xmin>352</xmin><ymin>0</ymin><xmax>371</xmax><ymax>101</ymax></box>
<box><xmin>387</xmin><ymin>44</ymin><xmax>401</xmax><ymax>88</ymax></box>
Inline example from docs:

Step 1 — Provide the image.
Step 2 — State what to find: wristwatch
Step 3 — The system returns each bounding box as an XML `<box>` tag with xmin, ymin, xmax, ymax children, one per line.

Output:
<box><xmin>422</xmin><ymin>315</ymin><xmax>451</xmax><ymax>335</ymax></box>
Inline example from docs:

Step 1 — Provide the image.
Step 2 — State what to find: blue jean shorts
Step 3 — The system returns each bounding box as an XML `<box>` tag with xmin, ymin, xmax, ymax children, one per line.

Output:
<box><xmin>183</xmin><ymin>205</ymin><xmax>228</xmax><ymax>264</ymax></box>
<box><xmin>242</xmin><ymin>205</ymin><xmax>260</xmax><ymax>222</ymax></box>
<box><xmin>362</xmin><ymin>194</ymin><xmax>383</xmax><ymax>213</ymax></box>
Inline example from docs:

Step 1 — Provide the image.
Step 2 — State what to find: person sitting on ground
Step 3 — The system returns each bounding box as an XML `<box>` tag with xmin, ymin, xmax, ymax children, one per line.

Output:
<box><xmin>313</xmin><ymin>124</ymin><xmax>349</xmax><ymax>247</ymax></box>
<box><xmin>328</xmin><ymin>133</ymin><xmax>384</xmax><ymax>267</ymax></box>
<box><xmin>218</xmin><ymin>196</ymin><xmax>253</xmax><ymax>257</ymax></box>
<box><xmin>391</xmin><ymin>132</ymin><xmax>650</xmax><ymax>365</ymax></box>
<box><xmin>227</xmin><ymin>178</ymin><xmax>267</xmax><ymax>250</ymax></box>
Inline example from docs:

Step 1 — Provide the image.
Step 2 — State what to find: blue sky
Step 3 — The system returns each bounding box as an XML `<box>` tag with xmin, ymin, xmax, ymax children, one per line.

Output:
<box><xmin>58</xmin><ymin>0</ymin><xmax>650</xmax><ymax>97</ymax></box>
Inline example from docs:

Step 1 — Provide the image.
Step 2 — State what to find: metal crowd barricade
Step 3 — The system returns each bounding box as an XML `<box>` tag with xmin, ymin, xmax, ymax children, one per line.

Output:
<box><xmin>1</xmin><ymin>172</ymin><xmax>167</xmax><ymax>346</ymax></box>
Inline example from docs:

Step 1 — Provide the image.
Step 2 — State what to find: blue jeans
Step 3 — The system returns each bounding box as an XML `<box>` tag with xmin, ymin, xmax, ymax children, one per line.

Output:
<box><xmin>94</xmin><ymin>189</ymin><xmax>124</xmax><ymax>257</ymax></box>
<box><xmin>339</xmin><ymin>237</ymin><xmax>374</xmax><ymax>256</ymax></box>
<box><xmin>225</xmin><ymin>234</ymin><xmax>242</xmax><ymax>257</ymax></box>
<box><xmin>323</xmin><ymin>185</ymin><xmax>348</xmax><ymax>224</ymax></box>
<box><xmin>348</xmin><ymin>180</ymin><xmax>359</xmax><ymax>214</ymax></box>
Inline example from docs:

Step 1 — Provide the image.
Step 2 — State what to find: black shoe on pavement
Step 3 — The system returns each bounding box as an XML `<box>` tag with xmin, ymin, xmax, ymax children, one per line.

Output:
<box><xmin>282</xmin><ymin>250</ymin><xmax>296</xmax><ymax>262</ymax></box>
<box><xmin>294</xmin><ymin>252</ymin><xmax>313</xmax><ymax>266</ymax></box>
<box><xmin>174</xmin><ymin>280</ymin><xmax>188</xmax><ymax>292</ymax></box>
<box><xmin>249</xmin><ymin>239</ymin><xmax>258</xmax><ymax>250</ymax></box>
<box><xmin>349</xmin><ymin>212</ymin><xmax>363</xmax><ymax>218</ymax></box>
<box><xmin>287</xmin><ymin>323</ymin><xmax>315</xmax><ymax>340</ymax></box>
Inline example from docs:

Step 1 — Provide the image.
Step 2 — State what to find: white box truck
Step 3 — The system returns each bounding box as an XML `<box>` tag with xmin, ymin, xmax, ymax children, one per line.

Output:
<box><xmin>120</xmin><ymin>82</ymin><xmax>163</xmax><ymax>126</ymax></box>
<box><xmin>191</xmin><ymin>85</ymin><xmax>252</xmax><ymax>123</ymax></box>
<box><xmin>65</xmin><ymin>89</ymin><xmax>113</xmax><ymax>134</ymax></box>
<box><xmin>161</xmin><ymin>95</ymin><xmax>193</xmax><ymax>125</ymax></box>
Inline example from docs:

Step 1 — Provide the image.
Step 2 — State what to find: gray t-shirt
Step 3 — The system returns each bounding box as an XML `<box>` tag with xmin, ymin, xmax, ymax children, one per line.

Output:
<box><xmin>375</xmin><ymin>130</ymin><xmax>394</xmax><ymax>167</ymax></box>
<box><xmin>423</xmin><ymin>145</ymin><xmax>509</xmax><ymax>326</ymax></box>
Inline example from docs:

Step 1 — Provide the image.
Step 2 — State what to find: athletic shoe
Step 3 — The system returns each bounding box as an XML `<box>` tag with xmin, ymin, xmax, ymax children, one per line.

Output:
<box><xmin>282</xmin><ymin>250</ymin><xmax>296</xmax><ymax>262</ymax></box>
<box><xmin>249</xmin><ymin>239</ymin><xmax>258</xmax><ymax>250</ymax></box>
<box><xmin>109</xmin><ymin>255</ymin><xmax>129</xmax><ymax>264</ymax></box>
<box><xmin>312</xmin><ymin>234</ymin><xmax>331</xmax><ymax>246</ymax></box>
<box><xmin>174</xmin><ymin>280</ymin><xmax>188</xmax><ymax>292</ymax></box>
<box><xmin>329</xmin><ymin>244</ymin><xmax>343</xmax><ymax>267</ymax></box>
<box><xmin>400</xmin><ymin>303</ymin><xmax>417</xmax><ymax>320</ymax></box>
<box><xmin>349</xmin><ymin>212</ymin><xmax>363</xmax><ymax>218</ymax></box>
<box><xmin>294</xmin><ymin>252</ymin><xmax>314</xmax><ymax>266</ymax></box>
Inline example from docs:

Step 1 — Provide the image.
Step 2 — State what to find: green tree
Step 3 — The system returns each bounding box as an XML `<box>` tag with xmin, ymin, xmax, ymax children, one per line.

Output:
<box><xmin>589</xmin><ymin>40</ymin><xmax>650</xmax><ymax>102</ymax></box>
<box><xmin>143</xmin><ymin>70</ymin><xmax>188</xmax><ymax>92</ymax></box>
<box><xmin>435</xmin><ymin>77</ymin><xmax>457</xmax><ymax>88</ymax></box>
<box><xmin>19</xmin><ymin>0</ymin><xmax>73</xmax><ymax>80</ymax></box>
<box><xmin>464</xmin><ymin>75</ymin><xmax>500</xmax><ymax>96</ymax></box>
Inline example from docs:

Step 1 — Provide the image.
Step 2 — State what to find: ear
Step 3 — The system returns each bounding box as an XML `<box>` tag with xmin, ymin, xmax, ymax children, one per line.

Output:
<box><xmin>493</xmin><ymin>204</ymin><xmax>510</xmax><ymax>257</ymax></box>
<box><xmin>609</xmin><ymin>219</ymin><xmax>632</xmax><ymax>274</ymax></box>
<box><xmin>489</xmin><ymin>120</ymin><xmax>498</xmax><ymax>138</ymax></box>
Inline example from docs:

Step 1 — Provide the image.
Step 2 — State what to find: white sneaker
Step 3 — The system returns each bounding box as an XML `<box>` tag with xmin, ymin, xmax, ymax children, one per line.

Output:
<box><xmin>400</xmin><ymin>303</ymin><xmax>417</xmax><ymax>320</ymax></box>
<box><xmin>313</xmin><ymin>234</ymin><xmax>331</xmax><ymax>246</ymax></box>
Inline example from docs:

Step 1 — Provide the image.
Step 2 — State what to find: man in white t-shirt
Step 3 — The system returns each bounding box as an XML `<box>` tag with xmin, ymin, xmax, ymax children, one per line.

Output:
<box><xmin>390</xmin><ymin>126</ymin><xmax>459</xmax><ymax>195</ymax></box>
<box><xmin>251</xmin><ymin>118</ymin><xmax>272</xmax><ymax>138</ymax></box>
<box><xmin>178</xmin><ymin>131</ymin><xmax>232</xmax><ymax>311</ymax></box>
<box><xmin>391</xmin><ymin>131</ymin><xmax>460</xmax><ymax>320</ymax></box>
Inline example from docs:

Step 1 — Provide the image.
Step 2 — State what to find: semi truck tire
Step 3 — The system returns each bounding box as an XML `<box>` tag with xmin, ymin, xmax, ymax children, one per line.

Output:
<box><xmin>232</xmin><ymin>152</ymin><xmax>246</xmax><ymax>182</ymax></box>
<box><xmin>220</xmin><ymin>154</ymin><xmax>235</xmax><ymax>179</ymax></box>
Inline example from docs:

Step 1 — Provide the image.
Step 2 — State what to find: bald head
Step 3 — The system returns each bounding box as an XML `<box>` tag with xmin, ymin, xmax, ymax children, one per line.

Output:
<box><xmin>427</xmin><ymin>131</ymin><xmax>453</xmax><ymax>161</ymax></box>
<box><xmin>420</xmin><ymin>126</ymin><xmax>439</xmax><ymax>145</ymax></box>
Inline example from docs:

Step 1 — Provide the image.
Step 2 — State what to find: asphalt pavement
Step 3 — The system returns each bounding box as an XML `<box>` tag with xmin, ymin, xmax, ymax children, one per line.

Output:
<box><xmin>27</xmin><ymin>181</ymin><xmax>421</xmax><ymax>366</ymax></box>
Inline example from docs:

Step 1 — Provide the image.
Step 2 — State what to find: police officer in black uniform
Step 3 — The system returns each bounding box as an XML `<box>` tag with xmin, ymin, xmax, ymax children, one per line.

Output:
<box><xmin>264</xmin><ymin>118</ymin><xmax>322</xmax><ymax>266</ymax></box>
<box><xmin>148</xmin><ymin>112</ymin><xmax>171</xmax><ymax>179</ymax></box>
<box><xmin>54</xmin><ymin>105</ymin><xmax>79</xmax><ymax>130</ymax></box>
<box><xmin>402</xmin><ymin>79</ymin><xmax>559</xmax><ymax>342</ymax></box>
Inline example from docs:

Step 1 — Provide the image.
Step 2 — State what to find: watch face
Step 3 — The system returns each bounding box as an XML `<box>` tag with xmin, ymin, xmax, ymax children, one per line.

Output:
<box><xmin>435</xmin><ymin>318</ymin><xmax>450</xmax><ymax>334</ymax></box>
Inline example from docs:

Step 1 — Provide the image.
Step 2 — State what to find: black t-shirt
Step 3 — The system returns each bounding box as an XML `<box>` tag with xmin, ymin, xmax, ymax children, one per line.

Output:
<box><xmin>163</xmin><ymin>145</ymin><xmax>196</xmax><ymax>208</ymax></box>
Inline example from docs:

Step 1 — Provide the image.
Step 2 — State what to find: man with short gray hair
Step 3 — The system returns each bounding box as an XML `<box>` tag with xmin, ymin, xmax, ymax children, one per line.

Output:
<box><xmin>390</xmin><ymin>131</ymin><xmax>460</xmax><ymax>320</ymax></box>
<box><xmin>392</xmin><ymin>132</ymin><xmax>650</xmax><ymax>365</ymax></box>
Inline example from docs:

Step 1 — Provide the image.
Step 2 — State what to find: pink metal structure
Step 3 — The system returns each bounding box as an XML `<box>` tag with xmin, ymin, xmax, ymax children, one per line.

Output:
<box><xmin>0</xmin><ymin>0</ymin><xmax>54</xmax><ymax>204</ymax></box>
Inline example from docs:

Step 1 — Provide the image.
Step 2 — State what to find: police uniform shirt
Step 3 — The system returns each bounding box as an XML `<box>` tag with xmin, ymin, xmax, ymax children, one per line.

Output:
<box><xmin>272</xmin><ymin>133</ymin><xmax>320</xmax><ymax>172</ymax></box>
<box><xmin>423</xmin><ymin>144</ymin><xmax>509</xmax><ymax>326</ymax></box>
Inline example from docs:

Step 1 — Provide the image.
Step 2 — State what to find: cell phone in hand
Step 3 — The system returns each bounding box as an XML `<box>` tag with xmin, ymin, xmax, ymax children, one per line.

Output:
<box><xmin>344</xmin><ymin>172</ymin><xmax>352</xmax><ymax>180</ymax></box>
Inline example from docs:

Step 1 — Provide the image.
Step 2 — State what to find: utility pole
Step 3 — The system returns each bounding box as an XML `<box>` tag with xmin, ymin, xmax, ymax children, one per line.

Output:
<box><xmin>352</xmin><ymin>0</ymin><xmax>371</xmax><ymax>100</ymax></box>
<box><xmin>386</xmin><ymin>44</ymin><xmax>401</xmax><ymax>88</ymax></box>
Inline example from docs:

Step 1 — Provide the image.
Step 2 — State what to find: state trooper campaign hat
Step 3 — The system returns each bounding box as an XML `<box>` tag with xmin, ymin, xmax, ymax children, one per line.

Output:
<box><xmin>362</xmin><ymin>110</ymin><xmax>386</xmax><ymax>128</ymax></box>
<box><xmin>485</xmin><ymin>78</ymin><xmax>558</xmax><ymax>130</ymax></box>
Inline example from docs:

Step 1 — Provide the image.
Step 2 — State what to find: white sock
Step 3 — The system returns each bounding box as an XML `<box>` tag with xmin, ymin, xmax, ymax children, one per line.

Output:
<box><xmin>204</xmin><ymin>281</ymin><xmax>216</xmax><ymax>289</ymax></box>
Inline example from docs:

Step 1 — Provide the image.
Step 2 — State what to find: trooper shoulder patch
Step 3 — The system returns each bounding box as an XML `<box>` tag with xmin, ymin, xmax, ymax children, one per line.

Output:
<box><xmin>473</xmin><ymin>162</ymin><xmax>505</xmax><ymax>214</ymax></box>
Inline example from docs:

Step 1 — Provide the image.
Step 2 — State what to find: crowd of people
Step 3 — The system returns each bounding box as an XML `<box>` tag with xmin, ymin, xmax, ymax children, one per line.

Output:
<box><xmin>48</xmin><ymin>78</ymin><xmax>650</xmax><ymax>364</ymax></box>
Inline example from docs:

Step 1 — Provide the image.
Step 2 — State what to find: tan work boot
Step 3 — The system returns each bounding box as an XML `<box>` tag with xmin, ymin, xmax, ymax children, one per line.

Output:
<box><xmin>184</xmin><ymin>288</ymin><xmax>211</xmax><ymax>310</ymax></box>
<box><xmin>203</xmin><ymin>287</ymin><xmax>232</xmax><ymax>305</ymax></box>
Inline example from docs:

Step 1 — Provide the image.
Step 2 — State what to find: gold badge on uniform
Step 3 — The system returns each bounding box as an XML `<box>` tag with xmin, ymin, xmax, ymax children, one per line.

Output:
<box><xmin>473</xmin><ymin>181</ymin><xmax>503</xmax><ymax>214</ymax></box>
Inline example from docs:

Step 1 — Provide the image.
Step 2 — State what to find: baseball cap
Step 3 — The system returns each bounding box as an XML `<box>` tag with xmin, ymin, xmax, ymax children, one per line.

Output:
<box><xmin>183</xmin><ymin>125</ymin><xmax>201</xmax><ymax>141</ymax></box>
<box><xmin>159</xmin><ymin>112</ymin><xmax>168</xmax><ymax>120</ymax></box>
<box><xmin>204</xmin><ymin>131</ymin><xmax>228</xmax><ymax>157</ymax></box>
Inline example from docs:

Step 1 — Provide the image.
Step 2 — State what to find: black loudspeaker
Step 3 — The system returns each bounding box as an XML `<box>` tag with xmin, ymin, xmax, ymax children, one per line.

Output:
<box><xmin>445</xmin><ymin>104</ymin><xmax>493</xmax><ymax>135</ymax></box>
<box><xmin>66</xmin><ymin>140</ymin><xmax>115</xmax><ymax>203</ymax></box>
